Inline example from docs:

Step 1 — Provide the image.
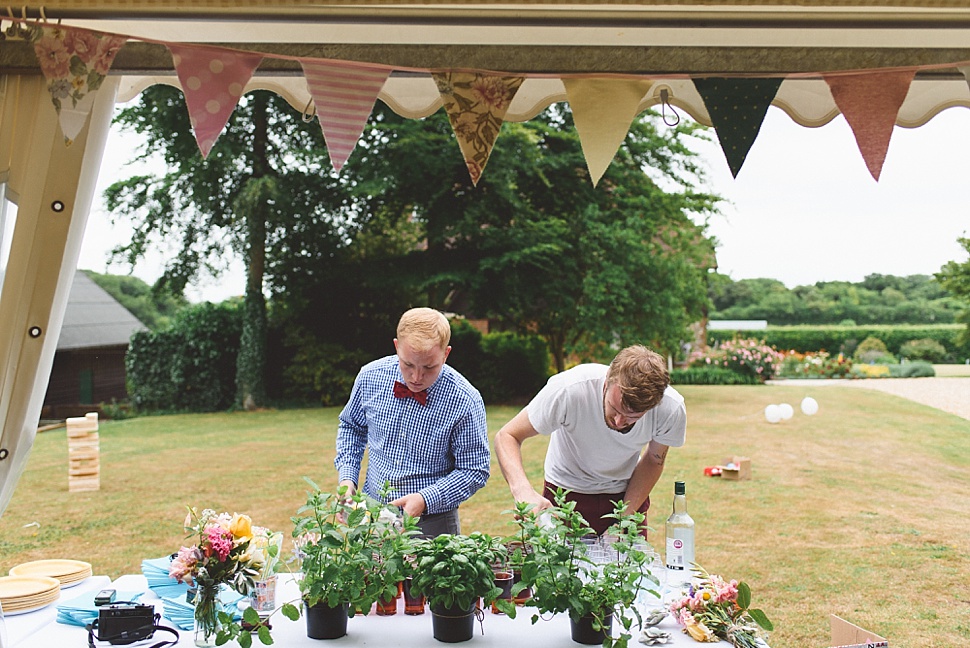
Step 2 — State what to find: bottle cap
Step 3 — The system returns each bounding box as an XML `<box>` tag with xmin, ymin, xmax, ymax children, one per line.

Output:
<box><xmin>674</xmin><ymin>481</ymin><xmax>686</xmax><ymax>495</ymax></box>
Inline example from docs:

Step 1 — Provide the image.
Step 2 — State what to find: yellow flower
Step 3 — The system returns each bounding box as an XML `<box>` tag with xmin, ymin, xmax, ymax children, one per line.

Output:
<box><xmin>685</xmin><ymin>618</ymin><xmax>717</xmax><ymax>643</ymax></box>
<box><xmin>229</xmin><ymin>513</ymin><xmax>253</xmax><ymax>541</ymax></box>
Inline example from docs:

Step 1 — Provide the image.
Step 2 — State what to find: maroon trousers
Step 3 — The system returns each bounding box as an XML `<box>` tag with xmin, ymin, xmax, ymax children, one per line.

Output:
<box><xmin>543</xmin><ymin>481</ymin><xmax>650</xmax><ymax>538</ymax></box>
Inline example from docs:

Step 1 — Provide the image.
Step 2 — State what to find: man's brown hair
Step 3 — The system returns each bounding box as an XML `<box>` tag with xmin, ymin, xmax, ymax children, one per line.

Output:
<box><xmin>605</xmin><ymin>345</ymin><xmax>669</xmax><ymax>413</ymax></box>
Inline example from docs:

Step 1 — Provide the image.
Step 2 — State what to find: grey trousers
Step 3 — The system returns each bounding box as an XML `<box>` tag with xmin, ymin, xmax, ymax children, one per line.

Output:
<box><xmin>416</xmin><ymin>509</ymin><xmax>460</xmax><ymax>538</ymax></box>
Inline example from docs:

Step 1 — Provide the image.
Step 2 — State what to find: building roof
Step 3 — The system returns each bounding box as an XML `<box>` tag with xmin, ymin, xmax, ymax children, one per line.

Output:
<box><xmin>57</xmin><ymin>271</ymin><xmax>147</xmax><ymax>351</ymax></box>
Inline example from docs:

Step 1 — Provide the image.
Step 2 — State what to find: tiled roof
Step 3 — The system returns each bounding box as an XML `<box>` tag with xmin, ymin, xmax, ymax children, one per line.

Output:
<box><xmin>57</xmin><ymin>271</ymin><xmax>147</xmax><ymax>350</ymax></box>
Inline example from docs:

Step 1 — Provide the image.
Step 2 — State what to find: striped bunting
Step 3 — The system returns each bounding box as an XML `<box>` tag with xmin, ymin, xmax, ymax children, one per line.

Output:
<box><xmin>300</xmin><ymin>60</ymin><xmax>391</xmax><ymax>171</ymax></box>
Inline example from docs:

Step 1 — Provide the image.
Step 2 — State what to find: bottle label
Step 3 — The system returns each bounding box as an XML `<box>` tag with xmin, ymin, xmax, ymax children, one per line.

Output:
<box><xmin>665</xmin><ymin>530</ymin><xmax>695</xmax><ymax>571</ymax></box>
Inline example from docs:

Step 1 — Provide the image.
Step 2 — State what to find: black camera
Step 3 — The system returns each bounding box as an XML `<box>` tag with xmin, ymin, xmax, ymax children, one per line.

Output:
<box><xmin>89</xmin><ymin>602</ymin><xmax>157</xmax><ymax>645</ymax></box>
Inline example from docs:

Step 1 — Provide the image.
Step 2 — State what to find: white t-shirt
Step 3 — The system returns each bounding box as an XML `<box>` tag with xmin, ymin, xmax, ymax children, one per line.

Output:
<box><xmin>526</xmin><ymin>363</ymin><xmax>686</xmax><ymax>494</ymax></box>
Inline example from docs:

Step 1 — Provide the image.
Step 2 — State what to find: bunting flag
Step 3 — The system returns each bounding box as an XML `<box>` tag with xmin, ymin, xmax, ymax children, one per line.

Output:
<box><xmin>29</xmin><ymin>25</ymin><xmax>128</xmax><ymax>144</ymax></box>
<box><xmin>168</xmin><ymin>44</ymin><xmax>263</xmax><ymax>158</ymax></box>
<box><xmin>824</xmin><ymin>70</ymin><xmax>916</xmax><ymax>181</ymax></box>
<box><xmin>563</xmin><ymin>78</ymin><xmax>653</xmax><ymax>187</ymax></box>
<box><xmin>300</xmin><ymin>60</ymin><xmax>390</xmax><ymax>172</ymax></box>
<box><xmin>692</xmin><ymin>77</ymin><xmax>783</xmax><ymax>178</ymax></box>
<box><xmin>959</xmin><ymin>65</ymin><xmax>970</xmax><ymax>102</ymax></box>
<box><xmin>432</xmin><ymin>72</ymin><xmax>525</xmax><ymax>186</ymax></box>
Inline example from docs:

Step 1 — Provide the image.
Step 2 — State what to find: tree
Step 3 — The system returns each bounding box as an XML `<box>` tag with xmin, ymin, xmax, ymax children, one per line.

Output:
<box><xmin>83</xmin><ymin>269</ymin><xmax>187</xmax><ymax>330</ymax></box>
<box><xmin>298</xmin><ymin>105</ymin><xmax>720</xmax><ymax>371</ymax></box>
<box><xmin>936</xmin><ymin>236</ymin><xmax>970</xmax><ymax>348</ymax></box>
<box><xmin>104</xmin><ymin>86</ymin><xmax>348</xmax><ymax>409</ymax></box>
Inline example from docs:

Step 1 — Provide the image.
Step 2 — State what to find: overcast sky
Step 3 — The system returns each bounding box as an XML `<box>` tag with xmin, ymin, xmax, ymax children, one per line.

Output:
<box><xmin>78</xmin><ymin>104</ymin><xmax>970</xmax><ymax>302</ymax></box>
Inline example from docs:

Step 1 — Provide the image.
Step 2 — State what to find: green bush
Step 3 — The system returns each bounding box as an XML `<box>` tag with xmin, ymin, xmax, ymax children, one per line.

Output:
<box><xmin>446</xmin><ymin>321</ymin><xmax>550</xmax><ymax>404</ymax></box>
<box><xmin>281</xmin><ymin>334</ymin><xmax>374</xmax><ymax>407</ymax></box>
<box><xmin>669</xmin><ymin>367</ymin><xmax>761</xmax><ymax>385</ymax></box>
<box><xmin>126</xmin><ymin>302</ymin><xmax>243</xmax><ymax>412</ymax></box>
<box><xmin>899</xmin><ymin>338</ymin><xmax>948</xmax><ymax>363</ymax></box>
<box><xmin>853</xmin><ymin>336</ymin><xmax>896</xmax><ymax>364</ymax></box>
<box><xmin>889</xmin><ymin>361</ymin><xmax>936</xmax><ymax>378</ymax></box>
<box><xmin>777</xmin><ymin>351</ymin><xmax>853</xmax><ymax>379</ymax></box>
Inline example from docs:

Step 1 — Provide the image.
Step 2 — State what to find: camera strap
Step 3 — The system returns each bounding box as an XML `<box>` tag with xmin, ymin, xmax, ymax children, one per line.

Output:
<box><xmin>86</xmin><ymin>610</ymin><xmax>179</xmax><ymax>648</ymax></box>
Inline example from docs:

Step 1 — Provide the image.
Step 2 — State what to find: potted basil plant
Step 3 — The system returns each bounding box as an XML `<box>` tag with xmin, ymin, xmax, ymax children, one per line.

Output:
<box><xmin>408</xmin><ymin>532</ymin><xmax>508</xmax><ymax>643</ymax></box>
<box><xmin>508</xmin><ymin>489</ymin><xmax>659</xmax><ymax>648</ymax></box>
<box><xmin>291</xmin><ymin>477</ymin><xmax>419</xmax><ymax>639</ymax></box>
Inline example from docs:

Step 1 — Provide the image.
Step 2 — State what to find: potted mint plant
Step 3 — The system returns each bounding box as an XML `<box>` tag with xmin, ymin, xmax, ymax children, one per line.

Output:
<box><xmin>507</xmin><ymin>490</ymin><xmax>659</xmax><ymax>648</ymax></box>
<box><xmin>408</xmin><ymin>532</ymin><xmax>507</xmax><ymax>643</ymax></box>
<box><xmin>291</xmin><ymin>478</ymin><xmax>419</xmax><ymax>639</ymax></box>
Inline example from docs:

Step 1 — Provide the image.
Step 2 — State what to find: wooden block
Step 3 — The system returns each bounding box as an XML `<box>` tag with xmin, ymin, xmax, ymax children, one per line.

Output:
<box><xmin>69</xmin><ymin>477</ymin><xmax>100</xmax><ymax>492</ymax></box>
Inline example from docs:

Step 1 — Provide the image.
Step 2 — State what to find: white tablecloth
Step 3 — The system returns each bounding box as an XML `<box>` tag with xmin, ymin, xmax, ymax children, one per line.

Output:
<box><xmin>3</xmin><ymin>573</ymin><xmax>731</xmax><ymax>648</ymax></box>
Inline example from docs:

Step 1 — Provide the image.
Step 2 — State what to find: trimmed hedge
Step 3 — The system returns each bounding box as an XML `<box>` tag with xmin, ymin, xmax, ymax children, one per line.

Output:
<box><xmin>709</xmin><ymin>324</ymin><xmax>969</xmax><ymax>361</ymax></box>
<box><xmin>670</xmin><ymin>367</ymin><xmax>762</xmax><ymax>385</ymax></box>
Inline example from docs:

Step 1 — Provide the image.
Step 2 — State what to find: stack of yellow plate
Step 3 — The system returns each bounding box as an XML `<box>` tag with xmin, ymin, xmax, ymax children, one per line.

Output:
<box><xmin>9</xmin><ymin>559</ymin><xmax>93</xmax><ymax>588</ymax></box>
<box><xmin>0</xmin><ymin>575</ymin><xmax>61</xmax><ymax>615</ymax></box>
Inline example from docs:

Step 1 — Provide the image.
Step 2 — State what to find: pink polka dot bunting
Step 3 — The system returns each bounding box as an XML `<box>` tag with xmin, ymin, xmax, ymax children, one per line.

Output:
<box><xmin>168</xmin><ymin>45</ymin><xmax>263</xmax><ymax>158</ymax></box>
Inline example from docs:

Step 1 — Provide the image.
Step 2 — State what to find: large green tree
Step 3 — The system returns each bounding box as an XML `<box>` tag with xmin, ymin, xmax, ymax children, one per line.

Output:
<box><xmin>104</xmin><ymin>86</ymin><xmax>348</xmax><ymax>409</ymax></box>
<box><xmin>283</xmin><ymin>105</ymin><xmax>720</xmax><ymax>371</ymax></box>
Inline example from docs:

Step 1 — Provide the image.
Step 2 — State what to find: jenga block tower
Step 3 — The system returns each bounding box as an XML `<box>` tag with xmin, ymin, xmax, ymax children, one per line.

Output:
<box><xmin>67</xmin><ymin>412</ymin><xmax>100</xmax><ymax>492</ymax></box>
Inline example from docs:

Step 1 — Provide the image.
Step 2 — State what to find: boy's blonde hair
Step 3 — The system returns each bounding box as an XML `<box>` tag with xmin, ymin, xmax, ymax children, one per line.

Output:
<box><xmin>605</xmin><ymin>345</ymin><xmax>669</xmax><ymax>413</ymax></box>
<box><xmin>397</xmin><ymin>307</ymin><xmax>451</xmax><ymax>352</ymax></box>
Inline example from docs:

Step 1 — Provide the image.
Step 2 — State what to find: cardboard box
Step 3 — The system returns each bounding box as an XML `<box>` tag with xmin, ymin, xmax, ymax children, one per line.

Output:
<box><xmin>718</xmin><ymin>456</ymin><xmax>751</xmax><ymax>481</ymax></box>
<box><xmin>829</xmin><ymin>615</ymin><xmax>888</xmax><ymax>648</ymax></box>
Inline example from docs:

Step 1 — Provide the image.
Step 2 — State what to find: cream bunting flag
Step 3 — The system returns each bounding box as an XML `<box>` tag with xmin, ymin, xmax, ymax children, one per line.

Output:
<box><xmin>29</xmin><ymin>25</ymin><xmax>127</xmax><ymax>144</ymax></box>
<box><xmin>432</xmin><ymin>72</ymin><xmax>525</xmax><ymax>186</ymax></box>
<box><xmin>562</xmin><ymin>78</ymin><xmax>652</xmax><ymax>186</ymax></box>
<box><xmin>300</xmin><ymin>60</ymin><xmax>391</xmax><ymax>171</ymax></box>
<box><xmin>959</xmin><ymin>65</ymin><xmax>970</xmax><ymax>95</ymax></box>
<box><xmin>824</xmin><ymin>70</ymin><xmax>915</xmax><ymax>181</ymax></box>
<box><xmin>168</xmin><ymin>44</ymin><xmax>263</xmax><ymax>158</ymax></box>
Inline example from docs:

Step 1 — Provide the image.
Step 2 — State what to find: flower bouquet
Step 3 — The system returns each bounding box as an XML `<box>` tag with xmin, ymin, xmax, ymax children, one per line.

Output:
<box><xmin>668</xmin><ymin>565</ymin><xmax>773</xmax><ymax>648</ymax></box>
<box><xmin>169</xmin><ymin>508</ymin><xmax>277</xmax><ymax>647</ymax></box>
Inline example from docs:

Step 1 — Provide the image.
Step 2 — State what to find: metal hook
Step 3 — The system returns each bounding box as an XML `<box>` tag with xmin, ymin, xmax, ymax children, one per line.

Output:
<box><xmin>301</xmin><ymin>98</ymin><xmax>316</xmax><ymax>123</ymax></box>
<box><xmin>660</xmin><ymin>88</ymin><xmax>681</xmax><ymax>127</ymax></box>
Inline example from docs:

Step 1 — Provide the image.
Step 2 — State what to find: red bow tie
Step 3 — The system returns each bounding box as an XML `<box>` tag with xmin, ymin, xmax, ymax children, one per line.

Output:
<box><xmin>393</xmin><ymin>381</ymin><xmax>428</xmax><ymax>406</ymax></box>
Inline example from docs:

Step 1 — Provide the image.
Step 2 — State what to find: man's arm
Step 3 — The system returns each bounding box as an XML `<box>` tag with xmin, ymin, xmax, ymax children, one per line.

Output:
<box><xmin>621</xmin><ymin>439</ymin><xmax>670</xmax><ymax>514</ymax></box>
<box><xmin>494</xmin><ymin>408</ymin><xmax>553</xmax><ymax>511</ymax></box>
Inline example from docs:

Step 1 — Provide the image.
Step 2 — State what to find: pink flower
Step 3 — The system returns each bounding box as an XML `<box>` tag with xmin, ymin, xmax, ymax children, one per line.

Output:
<box><xmin>64</xmin><ymin>29</ymin><xmax>101</xmax><ymax>64</ymax></box>
<box><xmin>471</xmin><ymin>76</ymin><xmax>514</xmax><ymax>110</ymax></box>
<box><xmin>92</xmin><ymin>35</ymin><xmax>126</xmax><ymax>75</ymax></box>
<box><xmin>205</xmin><ymin>524</ymin><xmax>234</xmax><ymax>562</ymax></box>
<box><xmin>33</xmin><ymin>34</ymin><xmax>71</xmax><ymax>78</ymax></box>
<box><xmin>169</xmin><ymin>545</ymin><xmax>202</xmax><ymax>585</ymax></box>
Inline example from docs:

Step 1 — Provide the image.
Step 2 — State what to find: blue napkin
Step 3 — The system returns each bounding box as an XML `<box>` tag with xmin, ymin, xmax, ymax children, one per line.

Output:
<box><xmin>141</xmin><ymin>556</ymin><xmax>190</xmax><ymax>600</ymax></box>
<box><xmin>56</xmin><ymin>589</ymin><xmax>144</xmax><ymax>627</ymax></box>
<box><xmin>160</xmin><ymin>588</ymin><xmax>244</xmax><ymax>630</ymax></box>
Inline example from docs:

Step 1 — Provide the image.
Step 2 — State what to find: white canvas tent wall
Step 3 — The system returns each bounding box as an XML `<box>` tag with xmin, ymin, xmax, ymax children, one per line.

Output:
<box><xmin>2</xmin><ymin>0</ymin><xmax>970</xmax><ymax>518</ymax></box>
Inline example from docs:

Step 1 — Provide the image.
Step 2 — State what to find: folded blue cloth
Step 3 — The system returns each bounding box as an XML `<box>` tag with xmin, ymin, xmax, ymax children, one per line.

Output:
<box><xmin>55</xmin><ymin>589</ymin><xmax>144</xmax><ymax>627</ymax></box>
<box><xmin>141</xmin><ymin>556</ymin><xmax>189</xmax><ymax>600</ymax></box>
<box><xmin>160</xmin><ymin>588</ymin><xmax>244</xmax><ymax>630</ymax></box>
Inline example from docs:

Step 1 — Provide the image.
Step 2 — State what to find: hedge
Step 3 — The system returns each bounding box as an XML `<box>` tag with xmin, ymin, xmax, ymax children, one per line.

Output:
<box><xmin>709</xmin><ymin>324</ymin><xmax>969</xmax><ymax>361</ymax></box>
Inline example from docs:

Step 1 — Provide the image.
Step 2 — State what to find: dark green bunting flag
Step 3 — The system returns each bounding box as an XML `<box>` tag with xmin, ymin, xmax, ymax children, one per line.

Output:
<box><xmin>692</xmin><ymin>77</ymin><xmax>783</xmax><ymax>178</ymax></box>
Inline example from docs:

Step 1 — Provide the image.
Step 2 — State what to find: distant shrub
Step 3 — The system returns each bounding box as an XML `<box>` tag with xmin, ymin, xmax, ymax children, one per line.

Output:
<box><xmin>853</xmin><ymin>336</ymin><xmax>896</xmax><ymax>364</ymax></box>
<box><xmin>689</xmin><ymin>338</ymin><xmax>784</xmax><ymax>382</ymax></box>
<box><xmin>670</xmin><ymin>367</ymin><xmax>761</xmax><ymax>385</ymax></box>
<box><xmin>778</xmin><ymin>351</ymin><xmax>853</xmax><ymax>379</ymax></box>
<box><xmin>890</xmin><ymin>361</ymin><xmax>936</xmax><ymax>378</ymax></box>
<box><xmin>899</xmin><ymin>338</ymin><xmax>947</xmax><ymax>363</ymax></box>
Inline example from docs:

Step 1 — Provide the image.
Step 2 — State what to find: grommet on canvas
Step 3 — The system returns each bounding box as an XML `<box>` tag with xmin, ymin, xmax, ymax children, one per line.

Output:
<box><xmin>0</xmin><ymin>448</ymin><xmax>8</xmax><ymax>461</ymax></box>
<box><xmin>28</xmin><ymin>326</ymin><xmax>42</xmax><ymax>338</ymax></box>
<box><xmin>51</xmin><ymin>200</ymin><xmax>65</xmax><ymax>212</ymax></box>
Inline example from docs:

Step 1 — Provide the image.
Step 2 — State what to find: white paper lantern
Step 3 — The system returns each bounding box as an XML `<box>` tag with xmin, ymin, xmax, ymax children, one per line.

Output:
<box><xmin>764</xmin><ymin>404</ymin><xmax>782</xmax><ymax>423</ymax></box>
<box><xmin>801</xmin><ymin>397</ymin><xmax>819</xmax><ymax>416</ymax></box>
<box><xmin>778</xmin><ymin>403</ymin><xmax>794</xmax><ymax>420</ymax></box>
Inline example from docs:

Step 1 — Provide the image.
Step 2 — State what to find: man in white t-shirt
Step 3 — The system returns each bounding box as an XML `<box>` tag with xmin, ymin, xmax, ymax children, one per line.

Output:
<box><xmin>494</xmin><ymin>345</ymin><xmax>686</xmax><ymax>536</ymax></box>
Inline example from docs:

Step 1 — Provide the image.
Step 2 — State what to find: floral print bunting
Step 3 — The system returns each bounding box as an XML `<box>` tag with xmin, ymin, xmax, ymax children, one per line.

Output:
<box><xmin>29</xmin><ymin>25</ymin><xmax>127</xmax><ymax>144</ymax></box>
<box><xmin>432</xmin><ymin>72</ymin><xmax>525</xmax><ymax>186</ymax></box>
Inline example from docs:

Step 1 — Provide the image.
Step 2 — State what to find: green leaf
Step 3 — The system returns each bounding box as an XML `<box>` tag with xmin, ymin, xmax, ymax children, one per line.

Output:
<box><xmin>243</xmin><ymin>606</ymin><xmax>260</xmax><ymax>624</ymax></box>
<box><xmin>282</xmin><ymin>602</ymin><xmax>301</xmax><ymax>621</ymax></box>
<box><xmin>238</xmin><ymin>631</ymin><xmax>253</xmax><ymax>648</ymax></box>
<box><xmin>749</xmin><ymin>608</ymin><xmax>774</xmax><ymax>632</ymax></box>
<box><xmin>736</xmin><ymin>581</ymin><xmax>752</xmax><ymax>610</ymax></box>
<box><xmin>257</xmin><ymin>625</ymin><xmax>274</xmax><ymax>645</ymax></box>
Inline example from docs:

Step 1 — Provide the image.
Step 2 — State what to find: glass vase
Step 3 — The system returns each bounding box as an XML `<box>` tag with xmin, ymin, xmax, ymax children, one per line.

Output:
<box><xmin>193</xmin><ymin>582</ymin><xmax>222</xmax><ymax>647</ymax></box>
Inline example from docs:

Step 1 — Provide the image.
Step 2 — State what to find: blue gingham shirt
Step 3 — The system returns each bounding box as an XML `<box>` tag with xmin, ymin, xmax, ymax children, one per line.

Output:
<box><xmin>335</xmin><ymin>355</ymin><xmax>490</xmax><ymax>515</ymax></box>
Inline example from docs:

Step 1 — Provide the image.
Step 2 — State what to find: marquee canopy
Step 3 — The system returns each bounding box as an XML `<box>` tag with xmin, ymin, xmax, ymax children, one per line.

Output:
<box><xmin>2</xmin><ymin>0</ymin><xmax>970</xmax><ymax>516</ymax></box>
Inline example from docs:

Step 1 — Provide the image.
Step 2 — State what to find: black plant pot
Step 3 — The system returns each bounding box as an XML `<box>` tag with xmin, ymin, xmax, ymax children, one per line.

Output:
<box><xmin>430</xmin><ymin>602</ymin><xmax>476</xmax><ymax>643</ymax></box>
<box><xmin>569</xmin><ymin>612</ymin><xmax>613</xmax><ymax>645</ymax></box>
<box><xmin>305</xmin><ymin>600</ymin><xmax>350</xmax><ymax>640</ymax></box>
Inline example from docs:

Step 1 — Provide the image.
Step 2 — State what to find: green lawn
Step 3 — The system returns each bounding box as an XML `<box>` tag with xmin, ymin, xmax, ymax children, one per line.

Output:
<box><xmin>2</xmin><ymin>385</ymin><xmax>968</xmax><ymax>648</ymax></box>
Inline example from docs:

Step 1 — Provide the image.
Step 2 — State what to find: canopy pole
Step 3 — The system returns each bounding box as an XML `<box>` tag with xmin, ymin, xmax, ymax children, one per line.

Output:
<box><xmin>0</xmin><ymin>74</ymin><xmax>118</xmax><ymax>518</ymax></box>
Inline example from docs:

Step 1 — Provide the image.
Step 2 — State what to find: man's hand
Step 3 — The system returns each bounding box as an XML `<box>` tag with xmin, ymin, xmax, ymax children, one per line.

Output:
<box><xmin>515</xmin><ymin>489</ymin><xmax>554</xmax><ymax>513</ymax></box>
<box><xmin>390</xmin><ymin>493</ymin><xmax>427</xmax><ymax>518</ymax></box>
